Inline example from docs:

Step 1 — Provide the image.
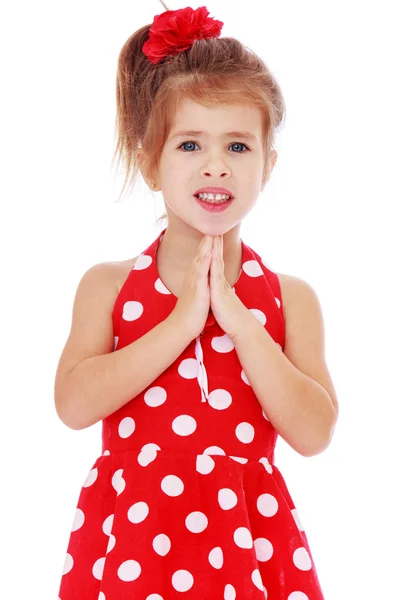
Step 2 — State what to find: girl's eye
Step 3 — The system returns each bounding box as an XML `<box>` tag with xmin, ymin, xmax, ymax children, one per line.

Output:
<box><xmin>178</xmin><ymin>141</ymin><xmax>250</xmax><ymax>153</ymax></box>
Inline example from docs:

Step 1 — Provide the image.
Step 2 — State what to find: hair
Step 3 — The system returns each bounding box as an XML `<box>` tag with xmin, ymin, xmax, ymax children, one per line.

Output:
<box><xmin>111</xmin><ymin>7</ymin><xmax>286</xmax><ymax>229</ymax></box>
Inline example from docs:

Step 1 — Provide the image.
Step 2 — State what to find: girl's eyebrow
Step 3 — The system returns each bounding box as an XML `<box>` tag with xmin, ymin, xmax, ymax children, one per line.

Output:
<box><xmin>171</xmin><ymin>130</ymin><xmax>257</xmax><ymax>141</ymax></box>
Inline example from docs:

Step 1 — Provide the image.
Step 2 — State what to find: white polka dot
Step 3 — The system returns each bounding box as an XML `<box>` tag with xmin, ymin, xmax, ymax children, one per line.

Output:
<box><xmin>251</xmin><ymin>568</ymin><xmax>264</xmax><ymax>591</ymax></box>
<box><xmin>144</xmin><ymin>387</ymin><xmax>167</xmax><ymax>407</ymax></box>
<box><xmin>106</xmin><ymin>534</ymin><xmax>116</xmax><ymax>554</ymax></box>
<box><xmin>259</xmin><ymin>457</ymin><xmax>273</xmax><ymax>474</ymax></box>
<box><xmin>209</xmin><ymin>546</ymin><xmax>223</xmax><ymax>568</ymax></box>
<box><xmin>128</xmin><ymin>501</ymin><xmax>149</xmax><ymax>524</ymax></box>
<box><xmin>138</xmin><ymin>443</ymin><xmax>160</xmax><ymax>467</ymax></box>
<box><xmin>236</xmin><ymin>422</ymin><xmax>255</xmax><ymax>444</ymax></box>
<box><xmin>211</xmin><ymin>334</ymin><xmax>235</xmax><ymax>353</ymax></box>
<box><xmin>113</xmin><ymin>336</ymin><xmax>119</xmax><ymax>351</ymax></box>
<box><xmin>146</xmin><ymin>594</ymin><xmax>164</xmax><ymax>600</ymax></box>
<box><xmin>241</xmin><ymin>369</ymin><xmax>250</xmax><ymax>385</ymax></box>
<box><xmin>133</xmin><ymin>254</ymin><xmax>152</xmax><ymax>270</ymax></box>
<box><xmin>172</xmin><ymin>414</ymin><xmax>197</xmax><ymax>436</ymax></box>
<box><xmin>92</xmin><ymin>556</ymin><xmax>105</xmax><ymax>580</ymax></box>
<box><xmin>218</xmin><ymin>488</ymin><xmax>238</xmax><ymax>510</ymax></box>
<box><xmin>249</xmin><ymin>308</ymin><xmax>267</xmax><ymax>326</ymax></box>
<box><xmin>118</xmin><ymin>559</ymin><xmax>141</xmax><ymax>581</ymax></box>
<box><xmin>293</xmin><ymin>547</ymin><xmax>312</xmax><ymax>571</ymax></box>
<box><xmin>153</xmin><ymin>533</ymin><xmax>171</xmax><ymax>556</ymax></box>
<box><xmin>102</xmin><ymin>514</ymin><xmax>114</xmax><ymax>536</ymax></box>
<box><xmin>292</xmin><ymin>508</ymin><xmax>305</xmax><ymax>531</ymax></box>
<box><xmin>161</xmin><ymin>474</ymin><xmax>184</xmax><ymax>497</ymax></box>
<box><xmin>172</xmin><ymin>569</ymin><xmax>194</xmax><ymax>592</ymax></box>
<box><xmin>224</xmin><ymin>584</ymin><xmax>236</xmax><ymax>599</ymax></box>
<box><xmin>185</xmin><ymin>511</ymin><xmax>208</xmax><ymax>533</ymax></box>
<box><xmin>229</xmin><ymin>455</ymin><xmax>248</xmax><ymax>464</ymax></box>
<box><xmin>82</xmin><ymin>467</ymin><xmax>98</xmax><ymax>488</ymax></box>
<box><xmin>243</xmin><ymin>259</ymin><xmax>264</xmax><ymax>277</ymax></box>
<box><xmin>196</xmin><ymin>454</ymin><xmax>215</xmax><ymax>474</ymax></box>
<box><xmin>203</xmin><ymin>446</ymin><xmax>226</xmax><ymax>456</ymax></box>
<box><xmin>288</xmin><ymin>593</ymin><xmax>309</xmax><ymax>600</ymax></box>
<box><xmin>71</xmin><ymin>507</ymin><xmax>85</xmax><ymax>532</ymax></box>
<box><xmin>155</xmin><ymin>277</ymin><xmax>172</xmax><ymax>295</ymax></box>
<box><xmin>257</xmin><ymin>493</ymin><xmax>279</xmax><ymax>517</ymax></box>
<box><xmin>233</xmin><ymin>527</ymin><xmax>253</xmax><ymax>549</ymax></box>
<box><xmin>103</xmin><ymin>449</ymin><xmax>111</xmax><ymax>456</ymax></box>
<box><xmin>261</xmin><ymin>408</ymin><xmax>270</xmax><ymax>421</ymax></box>
<box><xmin>178</xmin><ymin>357</ymin><xmax>199</xmax><ymax>379</ymax></box>
<box><xmin>98</xmin><ymin>592</ymin><xmax>106</xmax><ymax>600</ymax></box>
<box><xmin>118</xmin><ymin>417</ymin><xmax>135</xmax><ymax>438</ymax></box>
<box><xmin>112</xmin><ymin>469</ymin><xmax>126</xmax><ymax>495</ymax></box>
<box><xmin>254</xmin><ymin>537</ymin><xmax>274</xmax><ymax>561</ymax></box>
<box><xmin>275</xmin><ymin>296</ymin><xmax>281</xmax><ymax>309</ymax></box>
<box><xmin>62</xmin><ymin>552</ymin><xmax>73</xmax><ymax>575</ymax></box>
<box><xmin>122</xmin><ymin>300</ymin><xmax>144</xmax><ymax>321</ymax></box>
<box><xmin>207</xmin><ymin>389</ymin><xmax>232</xmax><ymax>410</ymax></box>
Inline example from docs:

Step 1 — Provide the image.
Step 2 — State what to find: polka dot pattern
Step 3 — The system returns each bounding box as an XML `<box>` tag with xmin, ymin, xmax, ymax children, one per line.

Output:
<box><xmin>127</xmin><ymin>501</ymin><xmax>149</xmax><ymax>524</ymax></box>
<box><xmin>185</xmin><ymin>511</ymin><xmax>208</xmax><ymax>533</ymax></box>
<box><xmin>209</xmin><ymin>546</ymin><xmax>224</xmax><ymax>569</ymax></box>
<box><xmin>152</xmin><ymin>533</ymin><xmax>171</xmax><ymax>556</ymax></box>
<box><xmin>172</xmin><ymin>414</ymin><xmax>197</xmax><ymax>436</ymax></box>
<box><xmin>138</xmin><ymin>443</ymin><xmax>160</xmax><ymax>467</ymax></box>
<box><xmin>172</xmin><ymin>569</ymin><xmax>194</xmax><ymax>592</ymax></box>
<box><xmin>234</xmin><ymin>526</ymin><xmax>253</xmax><ymax>549</ymax></box>
<box><xmin>118</xmin><ymin>416</ymin><xmax>135</xmax><ymax>438</ymax></box>
<box><xmin>144</xmin><ymin>386</ymin><xmax>167</xmax><ymax>407</ymax></box>
<box><xmin>218</xmin><ymin>488</ymin><xmax>238</xmax><ymax>510</ymax></box>
<box><xmin>118</xmin><ymin>559</ymin><xmax>141</xmax><ymax>582</ymax></box>
<box><xmin>161</xmin><ymin>474</ymin><xmax>184</xmax><ymax>497</ymax></box>
<box><xmin>111</xmin><ymin>469</ymin><xmax>125</xmax><ymax>496</ymax></box>
<box><xmin>92</xmin><ymin>556</ymin><xmax>105</xmax><ymax>580</ymax></box>
<box><xmin>71</xmin><ymin>508</ymin><xmax>85</xmax><ymax>532</ymax></box>
<box><xmin>57</xmin><ymin>228</ymin><xmax>324</xmax><ymax>599</ymax></box>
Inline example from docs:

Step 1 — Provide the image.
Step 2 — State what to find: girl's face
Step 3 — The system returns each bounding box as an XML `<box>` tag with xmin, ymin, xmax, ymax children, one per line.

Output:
<box><xmin>156</xmin><ymin>98</ymin><xmax>275</xmax><ymax>236</ymax></box>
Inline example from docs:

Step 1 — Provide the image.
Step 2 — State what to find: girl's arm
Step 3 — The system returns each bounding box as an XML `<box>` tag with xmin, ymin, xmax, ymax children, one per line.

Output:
<box><xmin>54</xmin><ymin>264</ymin><xmax>194</xmax><ymax>430</ymax></box>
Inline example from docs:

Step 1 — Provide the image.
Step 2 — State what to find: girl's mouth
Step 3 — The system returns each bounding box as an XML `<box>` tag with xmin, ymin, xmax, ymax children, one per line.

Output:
<box><xmin>194</xmin><ymin>194</ymin><xmax>234</xmax><ymax>213</ymax></box>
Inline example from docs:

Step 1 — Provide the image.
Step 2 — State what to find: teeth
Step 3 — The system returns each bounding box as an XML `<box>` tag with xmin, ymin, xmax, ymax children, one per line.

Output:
<box><xmin>197</xmin><ymin>192</ymin><xmax>231</xmax><ymax>203</ymax></box>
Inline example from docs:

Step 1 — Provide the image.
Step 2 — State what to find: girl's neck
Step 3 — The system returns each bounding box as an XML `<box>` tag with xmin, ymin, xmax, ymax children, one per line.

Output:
<box><xmin>158</xmin><ymin>222</ymin><xmax>243</xmax><ymax>280</ymax></box>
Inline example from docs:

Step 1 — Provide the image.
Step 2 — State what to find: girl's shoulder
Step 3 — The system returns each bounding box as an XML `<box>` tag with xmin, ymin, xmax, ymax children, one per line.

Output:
<box><xmin>111</xmin><ymin>256</ymin><xmax>139</xmax><ymax>294</ymax></box>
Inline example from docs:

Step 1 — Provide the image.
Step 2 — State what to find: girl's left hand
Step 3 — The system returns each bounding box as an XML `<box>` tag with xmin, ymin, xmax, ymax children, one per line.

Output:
<box><xmin>209</xmin><ymin>235</ymin><xmax>254</xmax><ymax>341</ymax></box>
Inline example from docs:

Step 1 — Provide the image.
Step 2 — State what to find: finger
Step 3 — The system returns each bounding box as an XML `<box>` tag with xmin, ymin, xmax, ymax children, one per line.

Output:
<box><xmin>218</xmin><ymin>235</ymin><xmax>223</xmax><ymax>258</ymax></box>
<box><xmin>213</xmin><ymin>237</ymin><xmax>219</xmax><ymax>259</ymax></box>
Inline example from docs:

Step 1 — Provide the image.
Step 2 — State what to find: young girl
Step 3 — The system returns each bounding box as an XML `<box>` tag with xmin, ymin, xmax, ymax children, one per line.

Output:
<box><xmin>56</xmin><ymin>3</ymin><xmax>338</xmax><ymax>599</ymax></box>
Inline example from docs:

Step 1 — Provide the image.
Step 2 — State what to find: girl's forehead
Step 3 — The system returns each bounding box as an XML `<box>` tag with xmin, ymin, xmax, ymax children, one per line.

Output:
<box><xmin>171</xmin><ymin>99</ymin><xmax>263</xmax><ymax>133</ymax></box>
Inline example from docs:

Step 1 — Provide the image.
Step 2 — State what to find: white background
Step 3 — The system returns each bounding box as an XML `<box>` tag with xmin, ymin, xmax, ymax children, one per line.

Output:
<box><xmin>2</xmin><ymin>0</ymin><xmax>399</xmax><ymax>598</ymax></box>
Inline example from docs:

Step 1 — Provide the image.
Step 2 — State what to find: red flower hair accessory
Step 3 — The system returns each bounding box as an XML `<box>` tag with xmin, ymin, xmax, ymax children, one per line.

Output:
<box><xmin>142</xmin><ymin>5</ymin><xmax>224</xmax><ymax>65</ymax></box>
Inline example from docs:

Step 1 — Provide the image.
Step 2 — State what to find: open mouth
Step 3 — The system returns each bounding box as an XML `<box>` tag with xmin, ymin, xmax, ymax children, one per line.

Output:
<box><xmin>194</xmin><ymin>194</ymin><xmax>234</xmax><ymax>212</ymax></box>
<box><xmin>194</xmin><ymin>193</ymin><xmax>233</xmax><ymax>204</ymax></box>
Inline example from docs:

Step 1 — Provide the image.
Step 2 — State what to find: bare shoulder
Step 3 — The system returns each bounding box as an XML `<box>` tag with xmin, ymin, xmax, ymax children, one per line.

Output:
<box><xmin>275</xmin><ymin>272</ymin><xmax>296</xmax><ymax>321</ymax></box>
<box><xmin>106</xmin><ymin>256</ymin><xmax>139</xmax><ymax>294</ymax></box>
<box><xmin>276</xmin><ymin>270</ymin><xmax>323</xmax><ymax>329</ymax></box>
<box><xmin>276</xmin><ymin>271</ymin><xmax>339</xmax><ymax>415</ymax></box>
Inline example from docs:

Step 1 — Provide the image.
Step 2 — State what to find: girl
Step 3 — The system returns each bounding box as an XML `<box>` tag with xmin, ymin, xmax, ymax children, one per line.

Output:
<box><xmin>56</xmin><ymin>2</ymin><xmax>338</xmax><ymax>599</ymax></box>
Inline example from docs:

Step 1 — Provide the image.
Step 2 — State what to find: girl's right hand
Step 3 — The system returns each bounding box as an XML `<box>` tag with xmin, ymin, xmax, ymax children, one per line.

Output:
<box><xmin>170</xmin><ymin>234</ymin><xmax>214</xmax><ymax>339</ymax></box>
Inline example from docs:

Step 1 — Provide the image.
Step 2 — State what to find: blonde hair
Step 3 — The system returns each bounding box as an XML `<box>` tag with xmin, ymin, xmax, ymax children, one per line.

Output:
<box><xmin>112</xmin><ymin>13</ymin><xmax>286</xmax><ymax>228</ymax></box>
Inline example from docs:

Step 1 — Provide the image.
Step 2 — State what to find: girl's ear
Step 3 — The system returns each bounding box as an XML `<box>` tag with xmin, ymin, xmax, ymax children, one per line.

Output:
<box><xmin>261</xmin><ymin>150</ymin><xmax>278</xmax><ymax>192</ymax></box>
<box><xmin>270</xmin><ymin>149</ymin><xmax>278</xmax><ymax>170</ymax></box>
<box><xmin>136</xmin><ymin>151</ymin><xmax>151</xmax><ymax>187</ymax></box>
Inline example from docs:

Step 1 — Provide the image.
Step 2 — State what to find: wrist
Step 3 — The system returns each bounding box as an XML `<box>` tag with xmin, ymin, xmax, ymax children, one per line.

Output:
<box><xmin>231</xmin><ymin>312</ymin><xmax>262</xmax><ymax>343</ymax></box>
<box><xmin>166</xmin><ymin>312</ymin><xmax>197</xmax><ymax>344</ymax></box>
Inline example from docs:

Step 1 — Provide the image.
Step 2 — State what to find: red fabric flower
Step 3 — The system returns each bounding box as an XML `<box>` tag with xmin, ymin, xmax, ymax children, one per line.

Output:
<box><xmin>142</xmin><ymin>6</ymin><xmax>224</xmax><ymax>65</ymax></box>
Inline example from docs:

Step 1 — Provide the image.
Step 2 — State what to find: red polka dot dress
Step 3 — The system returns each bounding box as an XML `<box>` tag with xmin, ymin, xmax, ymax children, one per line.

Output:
<box><xmin>58</xmin><ymin>227</ymin><xmax>325</xmax><ymax>600</ymax></box>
